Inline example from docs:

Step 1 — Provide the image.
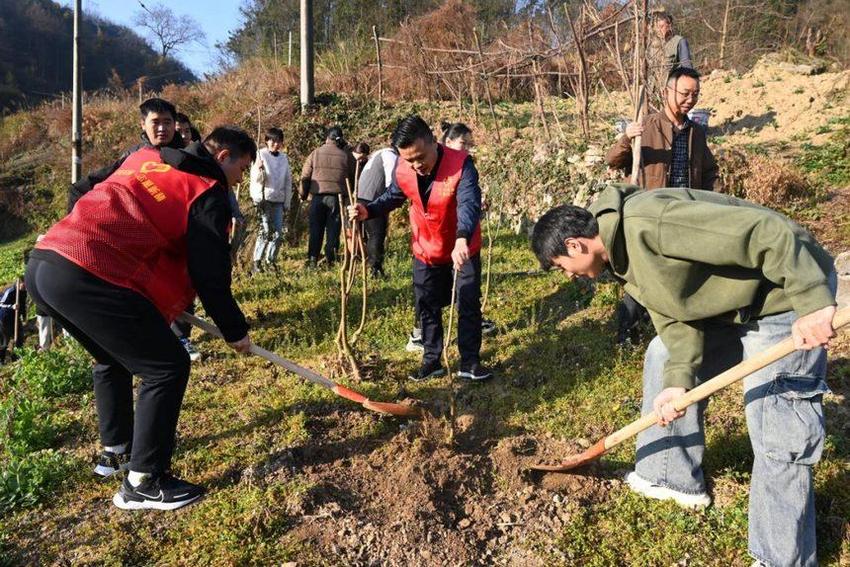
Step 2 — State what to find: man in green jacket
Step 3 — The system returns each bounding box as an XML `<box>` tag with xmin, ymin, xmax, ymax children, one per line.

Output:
<box><xmin>532</xmin><ymin>185</ymin><xmax>837</xmax><ymax>567</ymax></box>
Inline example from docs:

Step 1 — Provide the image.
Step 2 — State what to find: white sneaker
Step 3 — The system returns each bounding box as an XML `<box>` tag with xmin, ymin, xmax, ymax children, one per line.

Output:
<box><xmin>624</xmin><ymin>471</ymin><xmax>711</xmax><ymax>509</ymax></box>
<box><xmin>405</xmin><ymin>333</ymin><xmax>424</xmax><ymax>353</ymax></box>
<box><xmin>180</xmin><ymin>337</ymin><xmax>202</xmax><ymax>362</ymax></box>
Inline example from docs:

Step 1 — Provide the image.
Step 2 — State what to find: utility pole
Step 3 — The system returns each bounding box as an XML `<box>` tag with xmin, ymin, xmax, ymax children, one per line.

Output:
<box><xmin>71</xmin><ymin>0</ymin><xmax>82</xmax><ymax>184</ymax></box>
<box><xmin>300</xmin><ymin>0</ymin><xmax>314</xmax><ymax>110</ymax></box>
<box><xmin>288</xmin><ymin>30</ymin><xmax>293</xmax><ymax>66</ymax></box>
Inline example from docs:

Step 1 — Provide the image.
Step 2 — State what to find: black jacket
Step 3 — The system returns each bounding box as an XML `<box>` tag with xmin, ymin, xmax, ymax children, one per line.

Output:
<box><xmin>47</xmin><ymin>141</ymin><xmax>248</xmax><ymax>342</ymax></box>
<box><xmin>68</xmin><ymin>132</ymin><xmax>185</xmax><ymax>212</ymax></box>
<box><xmin>160</xmin><ymin>142</ymin><xmax>248</xmax><ymax>342</ymax></box>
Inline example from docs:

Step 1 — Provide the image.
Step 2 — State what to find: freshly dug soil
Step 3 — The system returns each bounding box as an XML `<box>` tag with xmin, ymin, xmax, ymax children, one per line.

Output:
<box><xmin>241</xmin><ymin>409</ymin><xmax>617</xmax><ymax>566</ymax></box>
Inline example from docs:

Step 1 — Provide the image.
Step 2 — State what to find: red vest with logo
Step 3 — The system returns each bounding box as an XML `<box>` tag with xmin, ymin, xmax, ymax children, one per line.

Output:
<box><xmin>395</xmin><ymin>145</ymin><xmax>482</xmax><ymax>265</ymax></box>
<box><xmin>37</xmin><ymin>147</ymin><xmax>219</xmax><ymax>322</ymax></box>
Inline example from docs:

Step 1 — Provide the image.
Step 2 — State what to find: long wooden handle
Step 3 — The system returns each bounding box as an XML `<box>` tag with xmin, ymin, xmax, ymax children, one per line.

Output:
<box><xmin>629</xmin><ymin>85</ymin><xmax>645</xmax><ymax>186</ymax></box>
<box><xmin>603</xmin><ymin>307</ymin><xmax>850</xmax><ymax>451</ymax></box>
<box><xmin>178</xmin><ymin>312</ymin><xmax>338</xmax><ymax>390</ymax></box>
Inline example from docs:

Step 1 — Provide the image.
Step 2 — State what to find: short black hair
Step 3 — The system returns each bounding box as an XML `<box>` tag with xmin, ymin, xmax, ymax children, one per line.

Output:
<box><xmin>175</xmin><ymin>112</ymin><xmax>192</xmax><ymax>124</ymax></box>
<box><xmin>353</xmin><ymin>141</ymin><xmax>370</xmax><ymax>155</ymax></box>
<box><xmin>203</xmin><ymin>126</ymin><xmax>257</xmax><ymax>162</ymax></box>
<box><xmin>139</xmin><ymin>97</ymin><xmax>177</xmax><ymax>120</ymax></box>
<box><xmin>440</xmin><ymin>121</ymin><xmax>472</xmax><ymax>144</ymax></box>
<box><xmin>654</xmin><ymin>12</ymin><xmax>673</xmax><ymax>25</ymax></box>
<box><xmin>391</xmin><ymin>115</ymin><xmax>434</xmax><ymax>149</ymax></box>
<box><xmin>265</xmin><ymin>127</ymin><xmax>284</xmax><ymax>143</ymax></box>
<box><xmin>530</xmin><ymin>205</ymin><xmax>599</xmax><ymax>270</ymax></box>
<box><xmin>666</xmin><ymin>67</ymin><xmax>700</xmax><ymax>85</ymax></box>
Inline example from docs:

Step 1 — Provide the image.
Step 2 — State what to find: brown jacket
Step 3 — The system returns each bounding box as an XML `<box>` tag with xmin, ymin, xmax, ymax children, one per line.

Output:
<box><xmin>300</xmin><ymin>141</ymin><xmax>356</xmax><ymax>198</ymax></box>
<box><xmin>605</xmin><ymin>111</ymin><xmax>718</xmax><ymax>190</ymax></box>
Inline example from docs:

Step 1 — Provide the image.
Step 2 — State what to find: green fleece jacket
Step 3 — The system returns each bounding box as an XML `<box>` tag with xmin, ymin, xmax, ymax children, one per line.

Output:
<box><xmin>589</xmin><ymin>185</ymin><xmax>835</xmax><ymax>389</ymax></box>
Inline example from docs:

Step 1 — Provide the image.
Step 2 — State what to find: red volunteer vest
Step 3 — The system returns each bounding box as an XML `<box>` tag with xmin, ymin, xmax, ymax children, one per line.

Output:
<box><xmin>38</xmin><ymin>147</ymin><xmax>218</xmax><ymax>322</ymax></box>
<box><xmin>395</xmin><ymin>145</ymin><xmax>482</xmax><ymax>265</ymax></box>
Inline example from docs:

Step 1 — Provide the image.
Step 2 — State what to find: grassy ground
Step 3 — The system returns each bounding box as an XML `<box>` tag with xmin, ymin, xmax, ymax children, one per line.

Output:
<box><xmin>0</xmin><ymin>205</ymin><xmax>847</xmax><ymax>565</ymax></box>
<box><xmin>0</xmin><ymin>74</ymin><xmax>848</xmax><ymax>564</ymax></box>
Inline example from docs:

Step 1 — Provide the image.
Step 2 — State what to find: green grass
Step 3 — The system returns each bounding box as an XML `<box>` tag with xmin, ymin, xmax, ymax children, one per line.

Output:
<box><xmin>0</xmin><ymin>233</ymin><xmax>34</xmax><ymax>284</ymax></box>
<box><xmin>0</xmin><ymin>222</ymin><xmax>846</xmax><ymax>565</ymax></box>
<box><xmin>798</xmin><ymin>114</ymin><xmax>850</xmax><ymax>187</ymax></box>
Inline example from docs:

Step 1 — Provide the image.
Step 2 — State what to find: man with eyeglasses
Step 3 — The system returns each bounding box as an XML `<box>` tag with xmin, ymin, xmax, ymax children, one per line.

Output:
<box><xmin>606</xmin><ymin>67</ymin><xmax>717</xmax><ymax>191</ymax></box>
<box><xmin>605</xmin><ymin>66</ymin><xmax>718</xmax><ymax>344</ymax></box>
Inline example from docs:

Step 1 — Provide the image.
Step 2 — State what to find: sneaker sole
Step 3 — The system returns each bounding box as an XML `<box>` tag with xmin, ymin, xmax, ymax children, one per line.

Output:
<box><xmin>624</xmin><ymin>472</ymin><xmax>710</xmax><ymax>509</ymax></box>
<box><xmin>94</xmin><ymin>462</ymin><xmax>130</xmax><ymax>478</ymax></box>
<box><xmin>112</xmin><ymin>492</ymin><xmax>203</xmax><ymax>511</ymax></box>
<box><xmin>409</xmin><ymin>368</ymin><xmax>447</xmax><ymax>382</ymax></box>
<box><xmin>457</xmin><ymin>371</ymin><xmax>493</xmax><ymax>382</ymax></box>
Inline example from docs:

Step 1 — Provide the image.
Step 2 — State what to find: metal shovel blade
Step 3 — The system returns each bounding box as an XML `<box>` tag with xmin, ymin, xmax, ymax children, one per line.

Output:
<box><xmin>362</xmin><ymin>398</ymin><xmax>424</xmax><ymax>418</ymax></box>
<box><xmin>528</xmin><ymin>439</ymin><xmax>606</xmax><ymax>472</ymax></box>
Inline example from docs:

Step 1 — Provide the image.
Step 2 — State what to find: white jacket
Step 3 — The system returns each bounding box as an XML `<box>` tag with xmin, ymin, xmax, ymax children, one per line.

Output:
<box><xmin>249</xmin><ymin>148</ymin><xmax>292</xmax><ymax>206</ymax></box>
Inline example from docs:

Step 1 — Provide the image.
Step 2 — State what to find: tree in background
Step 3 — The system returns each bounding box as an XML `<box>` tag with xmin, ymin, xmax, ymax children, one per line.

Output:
<box><xmin>134</xmin><ymin>2</ymin><xmax>206</xmax><ymax>60</ymax></box>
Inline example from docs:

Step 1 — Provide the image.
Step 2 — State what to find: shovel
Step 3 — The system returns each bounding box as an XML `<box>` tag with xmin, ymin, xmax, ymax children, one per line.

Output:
<box><xmin>531</xmin><ymin>307</ymin><xmax>850</xmax><ymax>473</ymax></box>
<box><xmin>178</xmin><ymin>312</ymin><xmax>423</xmax><ymax>419</ymax></box>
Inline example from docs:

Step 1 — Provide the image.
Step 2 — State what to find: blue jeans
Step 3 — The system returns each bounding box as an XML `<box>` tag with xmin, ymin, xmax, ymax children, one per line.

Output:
<box><xmin>253</xmin><ymin>201</ymin><xmax>286</xmax><ymax>264</ymax></box>
<box><xmin>635</xmin><ymin>276</ymin><xmax>835</xmax><ymax>567</ymax></box>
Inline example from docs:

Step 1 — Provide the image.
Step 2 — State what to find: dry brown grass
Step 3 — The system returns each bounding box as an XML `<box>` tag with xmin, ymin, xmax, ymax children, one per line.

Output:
<box><xmin>716</xmin><ymin>146</ymin><xmax>813</xmax><ymax>207</ymax></box>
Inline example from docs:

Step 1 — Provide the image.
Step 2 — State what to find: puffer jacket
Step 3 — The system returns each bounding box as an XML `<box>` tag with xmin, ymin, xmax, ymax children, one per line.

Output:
<box><xmin>300</xmin><ymin>140</ymin><xmax>356</xmax><ymax>199</ymax></box>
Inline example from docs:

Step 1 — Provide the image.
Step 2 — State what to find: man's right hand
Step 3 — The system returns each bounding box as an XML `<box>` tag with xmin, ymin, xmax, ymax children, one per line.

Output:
<box><xmin>625</xmin><ymin>122</ymin><xmax>644</xmax><ymax>139</ymax></box>
<box><xmin>228</xmin><ymin>334</ymin><xmax>251</xmax><ymax>354</ymax></box>
<box><xmin>347</xmin><ymin>203</ymin><xmax>368</xmax><ymax>222</ymax></box>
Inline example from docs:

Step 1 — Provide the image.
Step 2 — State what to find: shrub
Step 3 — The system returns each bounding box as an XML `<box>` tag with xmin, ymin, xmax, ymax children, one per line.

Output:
<box><xmin>716</xmin><ymin>147</ymin><xmax>813</xmax><ymax>207</ymax></box>
<box><xmin>0</xmin><ymin>393</ymin><xmax>58</xmax><ymax>456</ymax></box>
<box><xmin>0</xmin><ymin>450</ymin><xmax>72</xmax><ymax>513</ymax></box>
<box><xmin>13</xmin><ymin>345</ymin><xmax>91</xmax><ymax>399</ymax></box>
<box><xmin>742</xmin><ymin>154</ymin><xmax>812</xmax><ymax>207</ymax></box>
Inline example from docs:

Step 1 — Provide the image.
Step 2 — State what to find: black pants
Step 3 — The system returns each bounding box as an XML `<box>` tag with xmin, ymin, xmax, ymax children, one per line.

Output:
<box><xmin>414</xmin><ymin>254</ymin><xmax>482</xmax><ymax>366</ymax></box>
<box><xmin>307</xmin><ymin>194</ymin><xmax>342</xmax><ymax>263</ymax></box>
<box><xmin>616</xmin><ymin>292</ymin><xmax>648</xmax><ymax>343</ymax></box>
<box><xmin>25</xmin><ymin>255</ymin><xmax>190</xmax><ymax>474</ymax></box>
<box><xmin>359</xmin><ymin>199</ymin><xmax>388</xmax><ymax>273</ymax></box>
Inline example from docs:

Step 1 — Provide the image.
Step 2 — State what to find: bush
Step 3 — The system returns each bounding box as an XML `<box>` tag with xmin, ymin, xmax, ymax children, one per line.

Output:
<box><xmin>717</xmin><ymin>147</ymin><xmax>814</xmax><ymax>207</ymax></box>
<box><xmin>0</xmin><ymin>395</ymin><xmax>57</xmax><ymax>456</ymax></box>
<box><xmin>13</xmin><ymin>345</ymin><xmax>91</xmax><ymax>398</ymax></box>
<box><xmin>742</xmin><ymin>154</ymin><xmax>812</xmax><ymax>207</ymax></box>
<box><xmin>0</xmin><ymin>450</ymin><xmax>72</xmax><ymax>513</ymax></box>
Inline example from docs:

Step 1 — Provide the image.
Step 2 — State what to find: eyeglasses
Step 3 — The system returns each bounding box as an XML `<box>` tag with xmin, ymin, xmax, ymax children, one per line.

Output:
<box><xmin>667</xmin><ymin>87</ymin><xmax>700</xmax><ymax>100</ymax></box>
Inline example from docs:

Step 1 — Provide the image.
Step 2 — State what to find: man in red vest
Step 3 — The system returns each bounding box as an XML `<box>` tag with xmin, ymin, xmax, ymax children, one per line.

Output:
<box><xmin>349</xmin><ymin>115</ymin><xmax>494</xmax><ymax>382</ymax></box>
<box><xmin>26</xmin><ymin>126</ymin><xmax>256</xmax><ymax>510</ymax></box>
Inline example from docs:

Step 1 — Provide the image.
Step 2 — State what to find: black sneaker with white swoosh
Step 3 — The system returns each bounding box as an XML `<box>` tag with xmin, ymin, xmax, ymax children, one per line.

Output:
<box><xmin>112</xmin><ymin>473</ymin><xmax>205</xmax><ymax>510</ymax></box>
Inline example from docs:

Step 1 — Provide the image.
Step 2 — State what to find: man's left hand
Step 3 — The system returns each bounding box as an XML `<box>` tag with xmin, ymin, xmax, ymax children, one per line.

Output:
<box><xmin>452</xmin><ymin>238</ymin><xmax>470</xmax><ymax>271</ymax></box>
<box><xmin>792</xmin><ymin>305</ymin><xmax>836</xmax><ymax>350</ymax></box>
<box><xmin>652</xmin><ymin>387</ymin><xmax>687</xmax><ymax>426</ymax></box>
